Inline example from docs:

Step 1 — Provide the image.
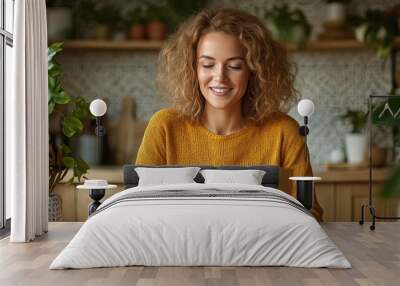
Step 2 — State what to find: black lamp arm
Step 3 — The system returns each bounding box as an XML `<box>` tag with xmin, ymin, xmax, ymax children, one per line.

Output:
<box><xmin>296</xmin><ymin>115</ymin><xmax>314</xmax><ymax>210</ymax></box>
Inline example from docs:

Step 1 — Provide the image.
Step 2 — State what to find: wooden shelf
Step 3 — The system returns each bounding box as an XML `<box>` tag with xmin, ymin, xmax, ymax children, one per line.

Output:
<box><xmin>286</xmin><ymin>39</ymin><xmax>364</xmax><ymax>51</ymax></box>
<box><xmin>62</xmin><ymin>38</ymin><xmax>400</xmax><ymax>52</ymax></box>
<box><xmin>63</xmin><ymin>40</ymin><xmax>164</xmax><ymax>51</ymax></box>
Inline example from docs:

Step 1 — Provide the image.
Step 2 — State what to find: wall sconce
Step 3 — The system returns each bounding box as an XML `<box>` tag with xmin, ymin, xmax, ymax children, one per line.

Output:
<box><xmin>89</xmin><ymin>99</ymin><xmax>107</xmax><ymax>163</ymax></box>
<box><xmin>290</xmin><ymin>99</ymin><xmax>321</xmax><ymax>210</ymax></box>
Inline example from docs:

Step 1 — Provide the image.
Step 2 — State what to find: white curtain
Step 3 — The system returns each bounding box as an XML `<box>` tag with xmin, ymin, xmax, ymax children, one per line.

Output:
<box><xmin>7</xmin><ymin>0</ymin><xmax>48</xmax><ymax>242</ymax></box>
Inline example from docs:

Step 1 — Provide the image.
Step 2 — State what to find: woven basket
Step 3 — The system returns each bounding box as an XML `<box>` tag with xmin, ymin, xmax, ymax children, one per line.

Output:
<box><xmin>48</xmin><ymin>193</ymin><xmax>62</xmax><ymax>222</ymax></box>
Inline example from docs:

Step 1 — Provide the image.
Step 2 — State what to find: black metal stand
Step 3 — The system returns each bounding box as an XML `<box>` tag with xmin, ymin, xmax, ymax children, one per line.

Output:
<box><xmin>95</xmin><ymin>116</ymin><xmax>106</xmax><ymax>165</ymax></box>
<box><xmin>295</xmin><ymin>115</ymin><xmax>317</xmax><ymax>210</ymax></box>
<box><xmin>296</xmin><ymin>180</ymin><xmax>314</xmax><ymax>210</ymax></box>
<box><xmin>359</xmin><ymin>95</ymin><xmax>400</xmax><ymax>230</ymax></box>
<box><xmin>88</xmin><ymin>189</ymin><xmax>105</xmax><ymax>215</ymax></box>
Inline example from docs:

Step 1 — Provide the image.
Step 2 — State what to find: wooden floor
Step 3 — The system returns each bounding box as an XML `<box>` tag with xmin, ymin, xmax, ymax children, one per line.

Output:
<box><xmin>0</xmin><ymin>222</ymin><xmax>399</xmax><ymax>286</ymax></box>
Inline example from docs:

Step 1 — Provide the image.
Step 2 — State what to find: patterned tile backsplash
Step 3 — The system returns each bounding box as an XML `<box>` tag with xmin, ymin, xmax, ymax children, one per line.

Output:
<box><xmin>57</xmin><ymin>0</ymin><xmax>400</xmax><ymax>169</ymax></box>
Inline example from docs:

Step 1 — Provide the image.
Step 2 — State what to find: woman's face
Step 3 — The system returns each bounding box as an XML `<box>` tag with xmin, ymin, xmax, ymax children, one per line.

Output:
<box><xmin>197</xmin><ymin>32</ymin><xmax>250</xmax><ymax>112</ymax></box>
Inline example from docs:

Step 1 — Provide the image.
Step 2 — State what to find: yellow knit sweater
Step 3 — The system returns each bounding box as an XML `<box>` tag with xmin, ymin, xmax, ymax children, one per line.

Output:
<box><xmin>135</xmin><ymin>108</ymin><xmax>323</xmax><ymax>220</ymax></box>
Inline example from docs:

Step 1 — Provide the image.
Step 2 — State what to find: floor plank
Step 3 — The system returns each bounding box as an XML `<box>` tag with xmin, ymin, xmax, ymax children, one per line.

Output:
<box><xmin>0</xmin><ymin>222</ymin><xmax>399</xmax><ymax>286</ymax></box>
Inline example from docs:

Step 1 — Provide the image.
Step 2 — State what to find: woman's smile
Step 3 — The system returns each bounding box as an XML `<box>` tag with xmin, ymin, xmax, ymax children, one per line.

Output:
<box><xmin>209</xmin><ymin>86</ymin><xmax>233</xmax><ymax>97</ymax></box>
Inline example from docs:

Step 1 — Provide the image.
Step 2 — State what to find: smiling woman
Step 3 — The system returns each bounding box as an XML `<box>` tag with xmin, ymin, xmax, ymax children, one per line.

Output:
<box><xmin>197</xmin><ymin>32</ymin><xmax>250</xmax><ymax>135</ymax></box>
<box><xmin>135</xmin><ymin>8</ymin><xmax>323</xmax><ymax>221</ymax></box>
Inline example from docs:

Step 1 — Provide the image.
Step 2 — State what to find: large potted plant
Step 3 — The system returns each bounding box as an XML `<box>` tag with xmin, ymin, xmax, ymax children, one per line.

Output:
<box><xmin>48</xmin><ymin>42</ymin><xmax>91</xmax><ymax>221</ymax></box>
<box><xmin>340</xmin><ymin>109</ymin><xmax>368</xmax><ymax>164</ymax></box>
<box><xmin>264</xmin><ymin>4</ymin><xmax>312</xmax><ymax>47</ymax></box>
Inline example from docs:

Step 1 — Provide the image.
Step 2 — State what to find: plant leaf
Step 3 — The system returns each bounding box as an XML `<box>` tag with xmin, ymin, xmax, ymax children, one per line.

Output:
<box><xmin>62</xmin><ymin>123</ymin><xmax>76</xmax><ymax>138</ymax></box>
<box><xmin>60</xmin><ymin>143</ymin><xmax>72</xmax><ymax>154</ymax></box>
<box><xmin>49</xmin><ymin>62</ymin><xmax>61</xmax><ymax>77</ymax></box>
<box><xmin>62</xmin><ymin>116</ymin><xmax>83</xmax><ymax>138</ymax></box>
<box><xmin>63</xmin><ymin>156</ymin><xmax>75</xmax><ymax>168</ymax></box>
<box><xmin>48</xmin><ymin>101</ymin><xmax>55</xmax><ymax>115</ymax></box>
<box><xmin>48</xmin><ymin>76</ymin><xmax>56</xmax><ymax>90</ymax></box>
<box><xmin>48</xmin><ymin>42</ymin><xmax>63</xmax><ymax>62</ymax></box>
<box><xmin>54</xmin><ymin>91</ymin><xmax>71</xmax><ymax>105</ymax></box>
<box><xmin>76</xmin><ymin>157</ymin><xmax>90</xmax><ymax>172</ymax></box>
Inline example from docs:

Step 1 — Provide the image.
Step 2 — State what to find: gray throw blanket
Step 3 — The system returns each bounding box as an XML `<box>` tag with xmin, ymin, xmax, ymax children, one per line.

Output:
<box><xmin>91</xmin><ymin>189</ymin><xmax>310</xmax><ymax>218</ymax></box>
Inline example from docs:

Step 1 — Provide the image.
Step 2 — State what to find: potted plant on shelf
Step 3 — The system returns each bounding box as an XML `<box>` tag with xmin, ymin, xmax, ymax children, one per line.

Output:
<box><xmin>126</xmin><ymin>6</ymin><xmax>147</xmax><ymax>40</ymax></box>
<box><xmin>48</xmin><ymin>42</ymin><xmax>91</xmax><ymax>221</ymax></box>
<box><xmin>350</xmin><ymin>9</ymin><xmax>397</xmax><ymax>58</ymax></box>
<box><xmin>339</xmin><ymin>109</ymin><xmax>368</xmax><ymax>165</ymax></box>
<box><xmin>145</xmin><ymin>3</ymin><xmax>168</xmax><ymax>41</ymax></box>
<box><xmin>324</xmin><ymin>0</ymin><xmax>351</xmax><ymax>28</ymax></box>
<box><xmin>264</xmin><ymin>4</ymin><xmax>312</xmax><ymax>47</ymax></box>
<box><xmin>93</xmin><ymin>2</ymin><xmax>121</xmax><ymax>40</ymax></box>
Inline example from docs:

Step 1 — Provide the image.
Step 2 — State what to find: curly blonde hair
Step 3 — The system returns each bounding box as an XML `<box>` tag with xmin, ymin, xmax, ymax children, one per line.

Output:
<box><xmin>157</xmin><ymin>8</ymin><xmax>298</xmax><ymax>123</ymax></box>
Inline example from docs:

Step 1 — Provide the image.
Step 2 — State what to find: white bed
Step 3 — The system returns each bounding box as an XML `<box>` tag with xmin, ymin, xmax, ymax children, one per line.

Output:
<box><xmin>50</xmin><ymin>183</ymin><xmax>351</xmax><ymax>269</ymax></box>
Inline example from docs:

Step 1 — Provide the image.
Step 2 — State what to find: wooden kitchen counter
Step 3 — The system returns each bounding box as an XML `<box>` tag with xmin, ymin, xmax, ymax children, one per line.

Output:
<box><xmin>315</xmin><ymin>167</ymin><xmax>392</xmax><ymax>183</ymax></box>
<box><xmin>314</xmin><ymin>167</ymin><xmax>399</xmax><ymax>222</ymax></box>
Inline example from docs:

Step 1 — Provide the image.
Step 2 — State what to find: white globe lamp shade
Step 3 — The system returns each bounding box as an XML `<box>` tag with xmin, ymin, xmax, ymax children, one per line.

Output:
<box><xmin>297</xmin><ymin>99</ymin><xmax>315</xmax><ymax>117</ymax></box>
<box><xmin>90</xmin><ymin>99</ymin><xmax>107</xmax><ymax>117</ymax></box>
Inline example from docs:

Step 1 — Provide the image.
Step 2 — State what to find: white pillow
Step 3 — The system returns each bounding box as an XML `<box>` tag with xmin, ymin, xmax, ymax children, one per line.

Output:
<box><xmin>200</xmin><ymin>169</ymin><xmax>266</xmax><ymax>185</ymax></box>
<box><xmin>135</xmin><ymin>167</ymin><xmax>201</xmax><ymax>186</ymax></box>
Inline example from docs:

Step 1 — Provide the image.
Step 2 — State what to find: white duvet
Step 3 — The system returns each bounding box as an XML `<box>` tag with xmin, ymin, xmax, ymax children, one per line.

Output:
<box><xmin>50</xmin><ymin>183</ymin><xmax>351</xmax><ymax>269</ymax></box>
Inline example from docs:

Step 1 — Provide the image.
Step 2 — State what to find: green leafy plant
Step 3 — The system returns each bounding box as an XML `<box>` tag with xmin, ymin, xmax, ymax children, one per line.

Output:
<box><xmin>264</xmin><ymin>4</ymin><xmax>312</xmax><ymax>47</ymax></box>
<box><xmin>339</xmin><ymin>109</ymin><xmax>368</xmax><ymax>134</ymax></box>
<box><xmin>48</xmin><ymin>42</ymin><xmax>91</xmax><ymax>193</ymax></box>
<box><xmin>349</xmin><ymin>9</ymin><xmax>397</xmax><ymax>58</ymax></box>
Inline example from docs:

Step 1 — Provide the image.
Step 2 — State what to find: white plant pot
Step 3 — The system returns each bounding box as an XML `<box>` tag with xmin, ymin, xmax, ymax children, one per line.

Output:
<box><xmin>47</xmin><ymin>7</ymin><xmax>72</xmax><ymax>42</ymax></box>
<box><xmin>326</xmin><ymin>3</ymin><xmax>346</xmax><ymax>25</ymax></box>
<box><xmin>345</xmin><ymin>133</ymin><xmax>367</xmax><ymax>164</ymax></box>
<box><xmin>355</xmin><ymin>24</ymin><xmax>368</xmax><ymax>43</ymax></box>
<box><xmin>329</xmin><ymin>148</ymin><xmax>345</xmax><ymax>164</ymax></box>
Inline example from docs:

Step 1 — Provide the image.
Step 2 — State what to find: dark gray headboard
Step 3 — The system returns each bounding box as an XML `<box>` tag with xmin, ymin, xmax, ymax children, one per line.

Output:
<box><xmin>123</xmin><ymin>165</ymin><xmax>279</xmax><ymax>189</ymax></box>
